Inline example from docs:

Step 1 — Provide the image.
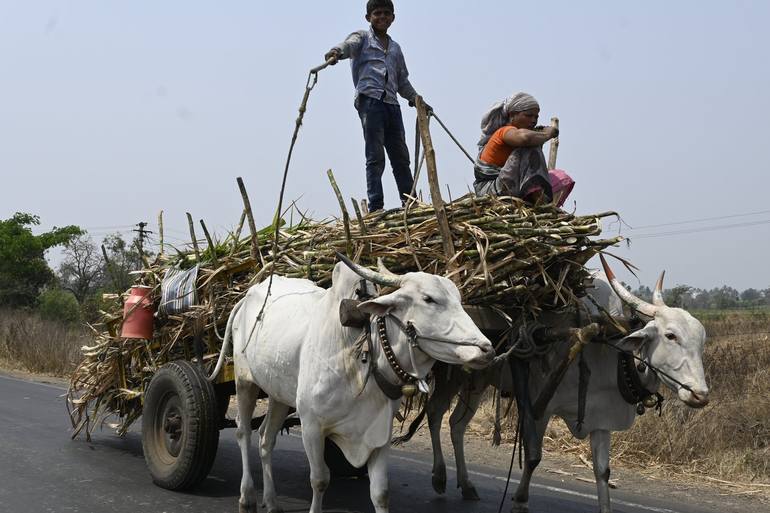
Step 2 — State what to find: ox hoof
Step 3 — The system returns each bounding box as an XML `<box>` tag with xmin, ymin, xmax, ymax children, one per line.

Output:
<box><xmin>391</xmin><ymin>435</ymin><xmax>407</xmax><ymax>446</ymax></box>
<box><xmin>461</xmin><ymin>485</ymin><xmax>480</xmax><ymax>501</ymax></box>
<box><xmin>511</xmin><ymin>502</ymin><xmax>529</xmax><ymax>513</ymax></box>
<box><xmin>238</xmin><ymin>502</ymin><xmax>258</xmax><ymax>513</ymax></box>
<box><xmin>432</xmin><ymin>468</ymin><xmax>447</xmax><ymax>494</ymax></box>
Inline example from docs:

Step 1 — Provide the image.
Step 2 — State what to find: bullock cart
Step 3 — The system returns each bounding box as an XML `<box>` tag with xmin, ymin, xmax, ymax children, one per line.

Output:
<box><xmin>66</xmin><ymin>99</ymin><xmax>624</xmax><ymax>491</ymax></box>
<box><xmin>66</xmin><ymin>188</ymin><xmax>623</xmax><ymax>490</ymax></box>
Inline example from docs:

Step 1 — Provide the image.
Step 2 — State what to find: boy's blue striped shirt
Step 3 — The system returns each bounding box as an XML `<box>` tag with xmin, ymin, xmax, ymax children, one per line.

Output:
<box><xmin>333</xmin><ymin>27</ymin><xmax>417</xmax><ymax>105</ymax></box>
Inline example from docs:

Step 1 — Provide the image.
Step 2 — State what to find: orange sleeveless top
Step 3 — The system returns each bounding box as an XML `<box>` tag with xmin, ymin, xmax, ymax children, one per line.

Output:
<box><xmin>479</xmin><ymin>126</ymin><xmax>515</xmax><ymax>167</ymax></box>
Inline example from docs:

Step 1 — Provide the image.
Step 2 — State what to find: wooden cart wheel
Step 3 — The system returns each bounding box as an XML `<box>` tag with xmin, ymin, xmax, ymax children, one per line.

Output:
<box><xmin>142</xmin><ymin>360</ymin><xmax>219</xmax><ymax>490</ymax></box>
<box><xmin>325</xmin><ymin>438</ymin><xmax>367</xmax><ymax>478</ymax></box>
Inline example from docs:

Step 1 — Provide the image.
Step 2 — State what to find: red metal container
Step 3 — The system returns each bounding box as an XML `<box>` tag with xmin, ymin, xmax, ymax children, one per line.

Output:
<box><xmin>121</xmin><ymin>286</ymin><xmax>154</xmax><ymax>339</ymax></box>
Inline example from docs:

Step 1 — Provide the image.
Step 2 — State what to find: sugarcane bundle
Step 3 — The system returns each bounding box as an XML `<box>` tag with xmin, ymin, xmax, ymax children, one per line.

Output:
<box><xmin>67</xmin><ymin>193</ymin><xmax>622</xmax><ymax>438</ymax></box>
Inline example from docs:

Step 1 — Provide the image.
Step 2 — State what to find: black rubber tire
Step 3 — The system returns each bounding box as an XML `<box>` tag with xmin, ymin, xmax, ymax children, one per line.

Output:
<box><xmin>325</xmin><ymin>438</ymin><xmax>368</xmax><ymax>479</ymax></box>
<box><xmin>142</xmin><ymin>360</ymin><xmax>220</xmax><ymax>490</ymax></box>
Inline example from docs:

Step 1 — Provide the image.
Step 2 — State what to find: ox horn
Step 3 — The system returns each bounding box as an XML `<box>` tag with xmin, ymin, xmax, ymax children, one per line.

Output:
<box><xmin>377</xmin><ymin>258</ymin><xmax>399</xmax><ymax>278</ymax></box>
<box><xmin>600</xmin><ymin>254</ymin><xmax>658</xmax><ymax>317</ymax></box>
<box><xmin>336</xmin><ymin>252</ymin><xmax>402</xmax><ymax>288</ymax></box>
<box><xmin>652</xmin><ymin>270</ymin><xmax>667</xmax><ymax>306</ymax></box>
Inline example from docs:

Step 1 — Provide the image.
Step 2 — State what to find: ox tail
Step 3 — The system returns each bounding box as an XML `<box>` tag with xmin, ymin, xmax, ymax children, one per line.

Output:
<box><xmin>208</xmin><ymin>297</ymin><xmax>246</xmax><ymax>382</ymax></box>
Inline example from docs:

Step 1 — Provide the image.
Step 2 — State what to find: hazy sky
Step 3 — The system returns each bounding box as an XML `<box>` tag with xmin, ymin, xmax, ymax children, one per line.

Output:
<box><xmin>2</xmin><ymin>1</ymin><xmax>769</xmax><ymax>291</ymax></box>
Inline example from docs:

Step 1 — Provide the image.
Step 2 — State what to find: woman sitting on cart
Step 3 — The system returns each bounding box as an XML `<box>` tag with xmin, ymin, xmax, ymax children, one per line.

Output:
<box><xmin>473</xmin><ymin>92</ymin><xmax>573</xmax><ymax>206</ymax></box>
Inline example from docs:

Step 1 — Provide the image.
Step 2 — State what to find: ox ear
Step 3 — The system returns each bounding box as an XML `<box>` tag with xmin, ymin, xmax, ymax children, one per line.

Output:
<box><xmin>617</xmin><ymin>322</ymin><xmax>657</xmax><ymax>352</ymax></box>
<box><xmin>357</xmin><ymin>295</ymin><xmax>397</xmax><ymax>317</ymax></box>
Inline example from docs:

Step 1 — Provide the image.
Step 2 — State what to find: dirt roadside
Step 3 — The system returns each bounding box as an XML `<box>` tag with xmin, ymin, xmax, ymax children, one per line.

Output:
<box><xmin>395</xmin><ymin>418</ymin><xmax>770</xmax><ymax>512</ymax></box>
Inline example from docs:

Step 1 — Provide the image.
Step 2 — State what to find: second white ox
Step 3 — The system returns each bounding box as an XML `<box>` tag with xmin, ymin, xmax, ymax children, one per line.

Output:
<box><xmin>412</xmin><ymin>255</ymin><xmax>710</xmax><ymax>513</ymax></box>
<box><xmin>210</xmin><ymin>255</ymin><xmax>494</xmax><ymax>513</ymax></box>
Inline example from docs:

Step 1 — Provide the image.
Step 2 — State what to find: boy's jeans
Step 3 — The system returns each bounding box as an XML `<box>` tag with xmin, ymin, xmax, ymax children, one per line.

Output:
<box><xmin>356</xmin><ymin>95</ymin><xmax>413</xmax><ymax>211</ymax></box>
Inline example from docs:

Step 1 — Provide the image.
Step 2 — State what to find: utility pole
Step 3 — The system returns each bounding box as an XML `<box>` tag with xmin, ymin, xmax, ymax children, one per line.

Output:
<box><xmin>133</xmin><ymin>221</ymin><xmax>153</xmax><ymax>257</ymax></box>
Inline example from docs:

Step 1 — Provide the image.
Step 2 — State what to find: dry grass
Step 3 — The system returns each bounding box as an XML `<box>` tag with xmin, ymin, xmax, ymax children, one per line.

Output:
<box><xmin>466</xmin><ymin>311</ymin><xmax>770</xmax><ymax>498</ymax></box>
<box><xmin>0</xmin><ymin>309</ymin><xmax>89</xmax><ymax>376</ymax></box>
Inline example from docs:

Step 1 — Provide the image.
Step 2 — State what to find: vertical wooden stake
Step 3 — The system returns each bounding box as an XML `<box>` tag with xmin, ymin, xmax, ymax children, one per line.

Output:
<box><xmin>414</xmin><ymin>95</ymin><xmax>458</xmax><ymax>280</ymax></box>
<box><xmin>186</xmin><ymin>212</ymin><xmax>201</xmax><ymax>262</ymax></box>
<box><xmin>350</xmin><ymin>198</ymin><xmax>367</xmax><ymax>236</ymax></box>
<box><xmin>199</xmin><ymin>219</ymin><xmax>220</xmax><ymax>269</ymax></box>
<box><xmin>548</xmin><ymin>116</ymin><xmax>560</xmax><ymax>170</ymax></box>
<box><xmin>230</xmin><ymin>209</ymin><xmax>247</xmax><ymax>256</ymax></box>
<box><xmin>351</xmin><ymin>197</ymin><xmax>370</xmax><ymax>254</ymax></box>
<box><xmin>236</xmin><ymin>177</ymin><xmax>265</xmax><ymax>267</ymax></box>
<box><xmin>157</xmin><ymin>210</ymin><xmax>164</xmax><ymax>257</ymax></box>
<box><xmin>326</xmin><ymin>169</ymin><xmax>352</xmax><ymax>256</ymax></box>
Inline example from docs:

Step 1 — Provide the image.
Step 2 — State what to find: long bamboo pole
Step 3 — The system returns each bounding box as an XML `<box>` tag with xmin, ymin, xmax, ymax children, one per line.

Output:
<box><xmin>415</xmin><ymin>95</ymin><xmax>458</xmax><ymax>280</ymax></box>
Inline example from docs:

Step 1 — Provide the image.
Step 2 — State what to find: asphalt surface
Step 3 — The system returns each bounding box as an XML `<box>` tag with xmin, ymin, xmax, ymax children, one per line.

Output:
<box><xmin>0</xmin><ymin>372</ymin><xmax>739</xmax><ymax>513</ymax></box>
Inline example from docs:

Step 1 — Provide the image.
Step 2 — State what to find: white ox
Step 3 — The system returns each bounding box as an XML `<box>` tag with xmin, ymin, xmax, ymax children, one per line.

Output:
<box><xmin>410</xmin><ymin>256</ymin><xmax>709</xmax><ymax>513</ymax></box>
<box><xmin>210</xmin><ymin>255</ymin><xmax>494</xmax><ymax>513</ymax></box>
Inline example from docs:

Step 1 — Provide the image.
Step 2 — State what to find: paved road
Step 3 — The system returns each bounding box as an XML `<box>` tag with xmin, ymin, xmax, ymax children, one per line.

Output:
<box><xmin>0</xmin><ymin>373</ymin><xmax>729</xmax><ymax>513</ymax></box>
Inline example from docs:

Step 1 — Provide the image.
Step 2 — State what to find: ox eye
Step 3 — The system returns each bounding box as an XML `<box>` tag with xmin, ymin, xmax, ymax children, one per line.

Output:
<box><xmin>423</xmin><ymin>295</ymin><xmax>436</xmax><ymax>304</ymax></box>
<box><xmin>665</xmin><ymin>333</ymin><xmax>677</xmax><ymax>341</ymax></box>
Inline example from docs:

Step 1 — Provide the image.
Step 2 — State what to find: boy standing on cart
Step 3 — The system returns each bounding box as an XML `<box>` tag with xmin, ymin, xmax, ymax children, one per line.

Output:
<box><xmin>324</xmin><ymin>0</ymin><xmax>429</xmax><ymax>212</ymax></box>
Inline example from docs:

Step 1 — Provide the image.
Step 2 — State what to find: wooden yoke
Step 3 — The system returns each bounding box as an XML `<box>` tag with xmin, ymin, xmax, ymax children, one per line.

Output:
<box><xmin>414</xmin><ymin>95</ymin><xmax>458</xmax><ymax>282</ymax></box>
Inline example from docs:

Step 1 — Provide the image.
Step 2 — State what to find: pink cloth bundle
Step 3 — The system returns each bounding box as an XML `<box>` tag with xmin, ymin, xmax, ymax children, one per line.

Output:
<box><xmin>549</xmin><ymin>169</ymin><xmax>575</xmax><ymax>207</ymax></box>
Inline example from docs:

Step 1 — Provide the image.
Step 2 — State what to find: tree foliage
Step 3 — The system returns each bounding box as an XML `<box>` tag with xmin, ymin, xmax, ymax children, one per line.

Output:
<box><xmin>38</xmin><ymin>288</ymin><xmax>82</xmax><ymax>324</ymax></box>
<box><xmin>0</xmin><ymin>213</ymin><xmax>82</xmax><ymax>308</ymax></box>
<box><xmin>100</xmin><ymin>233</ymin><xmax>146</xmax><ymax>293</ymax></box>
<box><xmin>58</xmin><ymin>234</ymin><xmax>105</xmax><ymax>304</ymax></box>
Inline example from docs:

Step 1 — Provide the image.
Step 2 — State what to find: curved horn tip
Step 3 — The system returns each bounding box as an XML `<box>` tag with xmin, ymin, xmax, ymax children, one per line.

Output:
<box><xmin>599</xmin><ymin>254</ymin><xmax>616</xmax><ymax>281</ymax></box>
<box><xmin>652</xmin><ymin>270</ymin><xmax>667</xmax><ymax>306</ymax></box>
<box><xmin>336</xmin><ymin>252</ymin><xmax>401</xmax><ymax>287</ymax></box>
<box><xmin>336</xmin><ymin>252</ymin><xmax>355</xmax><ymax>266</ymax></box>
<box><xmin>377</xmin><ymin>258</ymin><xmax>398</xmax><ymax>277</ymax></box>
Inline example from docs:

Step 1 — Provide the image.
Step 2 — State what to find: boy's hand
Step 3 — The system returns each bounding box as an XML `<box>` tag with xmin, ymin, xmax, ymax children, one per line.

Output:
<box><xmin>324</xmin><ymin>49</ymin><xmax>341</xmax><ymax>65</ymax></box>
<box><xmin>408</xmin><ymin>99</ymin><xmax>433</xmax><ymax>114</ymax></box>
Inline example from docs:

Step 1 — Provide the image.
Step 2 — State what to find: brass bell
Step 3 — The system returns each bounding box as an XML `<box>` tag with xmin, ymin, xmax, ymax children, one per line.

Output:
<box><xmin>642</xmin><ymin>395</ymin><xmax>658</xmax><ymax>408</ymax></box>
<box><xmin>401</xmin><ymin>383</ymin><xmax>418</xmax><ymax>397</ymax></box>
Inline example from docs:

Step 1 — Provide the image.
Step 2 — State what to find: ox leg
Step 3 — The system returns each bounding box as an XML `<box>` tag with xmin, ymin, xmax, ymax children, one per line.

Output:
<box><xmin>427</xmin><ymin>365</ymin><xmax>459</xmax><ymax>495</ymax></box>
<box><xmin>590</xmin><ymin>429</ymin><xmax>613</xmax><ymax>513</ymax></box>
<box><xmin>258</xmin><ymin>399</ymin><xmax>291</xmax><ymax>513</ymax></box>
<box><xmin>235</xmin><ymin>378</ymin><xmax>260</xmax><ymax>513</ymax></box>
<box><xmin>367</xmin><ymin>445</ymin><xmax>390</xmax><ymax>513</ymax></box>
<box><xmin>450</xmin><ymin>376</ymin><xmax>488</xmax><ymax>500</ymax></box>
<box><xmin>301</xmin><ymin>421</ymin><xmax>329</xmax><ymax>513</ymax></box>
<box><xmin>511</xmin><ymin>417</ymin><xmax>547</xmax><ymax>513</ymax></box>
<box><xmin>510</xmin><ymin>355</ymin><xmax>544</xmax><ymax>513</ymax></box>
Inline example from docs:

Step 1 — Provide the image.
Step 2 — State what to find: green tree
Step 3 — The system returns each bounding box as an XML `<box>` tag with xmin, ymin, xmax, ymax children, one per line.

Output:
<box><xmin>740</xmin><ymin>288</ymin><xmax>761</xmax><ymax>305</ymax></box>
<box><xmin>100</xmin><ymin>233</ymin><xmax>145</xmax><ymax>293</ymax></box>
<box><xmin>38</xmin><ymin>288</ymin><xmax>81</xmax><ymax>324</ymax></box>
<box><xmin>663</xmin><ymin>285</ymin><xmax>693</xmax><ymax>308</ymax></box>
<box><xmin>0</xmin><ymin>213</ymin><xmax>82</xmax><ymax>307</ymax></box>
<box><xmin>58</xmin><ymin>234</ymin><xmax>105</xmax><ymax>303</ymax></box>
<box><xmin>632</xmin><ymin>285</ymin><xmax>653</xmax><ymax>302</ymax></box>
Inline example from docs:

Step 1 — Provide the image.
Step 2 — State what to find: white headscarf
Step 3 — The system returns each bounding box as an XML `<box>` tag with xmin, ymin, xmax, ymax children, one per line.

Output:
<box><xmin>478</xmin><ymin>92</ymin><xmax>540</xmax><ymax>147</ymax></box>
